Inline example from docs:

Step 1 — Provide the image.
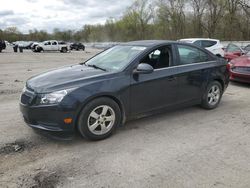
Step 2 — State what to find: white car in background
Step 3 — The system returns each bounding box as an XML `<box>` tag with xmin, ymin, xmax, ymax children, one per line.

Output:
<box><xmin>179</xmin><ymin>38</ymin><xmax>225</xmax><ymax>57</ymax></box>
<box><xmin>35</xmin><ymin>40</ymin><xmax>69</xmax><ymax>53</ymax></box>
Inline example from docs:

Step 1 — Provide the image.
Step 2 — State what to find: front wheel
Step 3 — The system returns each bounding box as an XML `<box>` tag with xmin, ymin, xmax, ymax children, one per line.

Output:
<box><xmin>77</xmin><ymin>97</ymin><xmax>121</xmax><ymax>140</ymax></box>
<box><xmin>201</xmin><ymin>81</ymin><xmax>223</xmax><ymax>109</ymax></box>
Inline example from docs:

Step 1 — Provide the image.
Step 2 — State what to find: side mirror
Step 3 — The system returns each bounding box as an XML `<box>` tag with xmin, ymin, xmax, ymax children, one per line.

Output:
<box><xmin>241</xmin><ymin>50</ymin><xmax>246</xmax><ymax>55</ymax></box>
<box><xmin>134</xmin><ymin>63</ymin><xmax>154</xmax><ymax>74</ymax></box>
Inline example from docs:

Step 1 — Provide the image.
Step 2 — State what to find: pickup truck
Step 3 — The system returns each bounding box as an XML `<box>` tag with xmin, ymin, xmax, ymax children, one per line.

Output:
<box><xmin>35</xmin><ymin>40</ymin><xmax>69</xmax><ymax>53</ymax></box>
<box><xmin>0</xmin><ymin>40</ymin><xmax>6</xmax><ymax>52</ymax></box>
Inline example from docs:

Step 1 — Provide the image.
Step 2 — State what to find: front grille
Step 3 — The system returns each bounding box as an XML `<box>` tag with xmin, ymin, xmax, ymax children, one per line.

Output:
<box><xmin>233</xmin><ymin>66</ymin><xmax>250</xmax><ymax>74</ymax></box>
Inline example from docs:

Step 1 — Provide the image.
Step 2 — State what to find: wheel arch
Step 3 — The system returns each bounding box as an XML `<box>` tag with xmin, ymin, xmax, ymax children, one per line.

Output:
<box><xmin>74</xmin><ymin>94</ymin><xmax>126</xmax><ymax>130</ymax></box>
<box><xmin>213</xmin><ymin>78</ymin><xmax>224</xmax><ymax>91</ymax></box>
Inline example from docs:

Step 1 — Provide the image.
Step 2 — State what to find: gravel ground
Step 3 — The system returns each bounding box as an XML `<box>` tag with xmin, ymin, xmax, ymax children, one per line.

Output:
<box><xmin>0</xmin><ymin>47</ymin><xmax>250</xmax><ymax>188</ymax></box>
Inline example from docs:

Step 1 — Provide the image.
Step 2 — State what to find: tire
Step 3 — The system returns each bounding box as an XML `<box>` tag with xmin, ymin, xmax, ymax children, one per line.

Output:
<box><xmin>77</xmin><ymin>97</ymin><xmax>121</xmax><ymax>140</ymax></box>
<box><xmin>37</xmin><ymin>47</ymin><xmax>43</xmax><ymax>52</ymax></box>
<box><xmin>201</xmin><ymin>81</ymin><xmax>223</xmax><ymax>110</ymax></box>
<box><xmin>61</xmin><ymin>47</ymin><xmax>67</xmax><ymax>53</ymax></box>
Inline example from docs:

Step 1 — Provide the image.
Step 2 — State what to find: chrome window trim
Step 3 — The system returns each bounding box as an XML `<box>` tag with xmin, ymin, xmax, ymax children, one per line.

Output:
<box><xmin>153</xmin><ymin>60</ymin><xmax>217</xmax><ymax>72</ymax></box>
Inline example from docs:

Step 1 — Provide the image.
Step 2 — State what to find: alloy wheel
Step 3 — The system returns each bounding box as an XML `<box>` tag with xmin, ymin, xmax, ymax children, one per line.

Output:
<box><xmin>207</xmin><ymin>85</ymin><xmax>221</xmax><ymax>106</ymax></box>
<box><xmin>87</xmin><ymin>105</ymin><xmax>115</xmax><ymax>135</ymax></box>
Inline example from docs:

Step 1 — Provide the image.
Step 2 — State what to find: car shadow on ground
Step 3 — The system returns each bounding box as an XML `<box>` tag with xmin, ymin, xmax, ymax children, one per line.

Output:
<box><xmin>2</xmin><ymin>101</ymin><xmax>230</xmax><ymax>156</ymax></box>
<box><xmin>230</xmin><ymin>81</ymin><xmax>250</xmax><ymax>88</ymax></box>
<box><xmin>31</xmin><ymin>105</ymin><xmax>203</xmax><ymax>146</ymax></box>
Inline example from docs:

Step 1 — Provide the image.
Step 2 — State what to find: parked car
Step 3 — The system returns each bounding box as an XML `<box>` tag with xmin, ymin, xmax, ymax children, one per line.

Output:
<box><xmin>228</xmin><ymin>51</ymin><xmax>250</xmax><ymax>83</ymax></box>
<box><xmin>34</xmin><ymin>40</ymin><xmax>69</xmax><ymax>53</ymax></box>
<box><xmin>0</xmin><ymin>40</ymin><xmax>6</xmax><ymax>52</ymax></box>
<box><xmin>13</xmin><ymin>41</ymin><xmax>34</xmax><ymax>49</ymax></box>
<box><xmin>70</xmin><ymin>42</ymin><xmax>85</xmax><ymax>51</ymax></box>
<box><xmin>224</xmin><ymin>43</ymin><xmax>246</xmax><ymax>62</ymax></box>
<box><xmin>243</xmin><ymin>44</ymin><xmax>250</xmax><ymax>52</ymax></box>
<box><xmin>179</xmin><ymin>38</ymin><xmax>225</xmax><ymax>57</ymax></box>
<box><xmin>24</xmin><ymin>42</ymin><xmax>34</xmax><ymax>49</ymax></box>
<box><xmin>31</xmin><ymin>42</ymin><xmax>39</xmax><ymax>51</ymax></box>
<box><xmin>20</xmin><ymin>40</ymin><xmax>230</xmax><ymax>140</ymax></box>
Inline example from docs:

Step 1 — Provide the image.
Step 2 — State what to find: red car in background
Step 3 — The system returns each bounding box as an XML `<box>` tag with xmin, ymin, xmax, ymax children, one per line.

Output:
<box><xmin>224</xmin><ymin>43</ymin><xmax>247</xmax><ymax>62</ymax></box>
<box><xmin>228</xmin><ymin>51</ymin><xmax>250</xmax><ymax>83</ymax></box>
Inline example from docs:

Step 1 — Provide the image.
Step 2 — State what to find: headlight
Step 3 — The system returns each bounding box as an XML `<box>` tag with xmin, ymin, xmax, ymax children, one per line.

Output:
<box><xmin>228</xmin><ymin>62</ymin><xmax>235</xmax><ymax>69</ymax></box>
<box><xmin>39</xmin><ymin>89</ymin><xmax>74</xmax><ymax>105</ymax></box>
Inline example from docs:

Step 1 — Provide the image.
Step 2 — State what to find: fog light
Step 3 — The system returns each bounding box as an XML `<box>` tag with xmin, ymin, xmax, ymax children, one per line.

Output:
<box><xmin>64</xmin><ymin>118</ymin><xmax>73</xmax><ymax>124</ymax></box>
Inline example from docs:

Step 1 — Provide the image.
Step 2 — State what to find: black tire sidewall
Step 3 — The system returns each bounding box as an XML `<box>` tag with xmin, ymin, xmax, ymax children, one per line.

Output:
<box><xmin>62</xmin><ymin>48</ymin><xmax>67</xmax><ymax>53</ymax></box>
<box><xmin>77</xmin><ymin>97</ymin><xmax>121</xmax><ymax>140</ymax></box>
<box><xmin>202</xmin><ymin>81</ymin><xmax>223</xmax><ymax>109</ymax></box>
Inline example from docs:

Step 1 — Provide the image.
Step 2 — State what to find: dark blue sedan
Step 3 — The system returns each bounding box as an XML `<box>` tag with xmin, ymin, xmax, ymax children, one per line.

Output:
<box><xmin>20</xmin><ymin>40</ymin><xmax>230</xmax><ymax>140</ymax></box>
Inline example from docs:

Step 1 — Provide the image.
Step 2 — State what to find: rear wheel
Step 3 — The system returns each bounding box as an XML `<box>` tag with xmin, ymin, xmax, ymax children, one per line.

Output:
<box><xmin>201</xmin><ymin>81</ymin><xmax>222</xmax><ymax>109</ymax></box>
<box><xmin>61</xmin><ymin>47</ymin><xmax>67</xmax><ymax>53</ymax></box>
<box><xmin>77</xmin><ymin>97</ymin><xmax>121</xmax><ymax>140</ymax></box>
<box><xmin>37</xmin><ymin>47</ymin><xmax>43</xmax><ymax>52</ymax></box>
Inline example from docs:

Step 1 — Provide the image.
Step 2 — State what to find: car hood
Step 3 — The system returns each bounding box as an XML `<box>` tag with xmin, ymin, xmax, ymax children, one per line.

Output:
<box><xmin>231</xmin><ymin>55</ymin><xmax>250</xmax><ymax>67</ymax></box>
<box><xmin>26</xmin><ymin>64</ymin><xmax>109</xmax><ymax>93</ymax></box>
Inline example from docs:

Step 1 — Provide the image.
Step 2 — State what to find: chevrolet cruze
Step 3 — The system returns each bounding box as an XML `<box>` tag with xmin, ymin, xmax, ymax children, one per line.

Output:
<box><xmin>20</xmin><ymin>40</ymin><xmax>230</xmax><ymax>140</ymax></box>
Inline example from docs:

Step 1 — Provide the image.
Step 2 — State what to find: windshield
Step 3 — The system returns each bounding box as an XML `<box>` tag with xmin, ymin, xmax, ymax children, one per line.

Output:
<box><xmin>226</xmin><ymin>43</ymin><xmax>241</xmax><ymax>52</ymax></box>
<box><xmin>85</xmin><ymin>45</ymin><xmax>147</xmax><ymax>71</ymax></box>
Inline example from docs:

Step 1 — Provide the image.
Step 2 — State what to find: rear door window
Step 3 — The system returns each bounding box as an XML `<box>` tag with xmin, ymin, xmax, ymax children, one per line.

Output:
<box><xmin>193</xmin><ymin>40</ymin><xmax>202</xmax><ymax>47</ymax></box>
<box><xmin>177</xmin><ymin>45</ymin><xmax>211</xmax><ymax>65</ymax></box>
<box><xmin>201</xmin><ymin>40</ymin><xmax>217</xmax><ymax>48</ymax></box>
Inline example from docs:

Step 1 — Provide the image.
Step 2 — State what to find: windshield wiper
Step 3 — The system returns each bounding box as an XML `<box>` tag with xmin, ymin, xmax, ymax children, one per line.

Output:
<box><xmin>85</xmin><ymin>64</ymin><xmax>107</xmax><ymax>71</ymax></box>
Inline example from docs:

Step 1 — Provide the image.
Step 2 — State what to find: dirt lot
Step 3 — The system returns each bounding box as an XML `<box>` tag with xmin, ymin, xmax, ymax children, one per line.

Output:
<box><xmin>0</xmin><ymin>47</ymin><xmax>250</xmax><ymax>188</ymax></box>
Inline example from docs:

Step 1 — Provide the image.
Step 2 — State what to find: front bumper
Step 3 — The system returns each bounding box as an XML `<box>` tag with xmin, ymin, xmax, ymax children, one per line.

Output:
<box><xmin>20</xmin><ymin>103</ymin><xmax>76</xmax><ymax>133</ymax></box>
<box><xmin>230</xmin><ymin>71</ymin><xmax>250</xmax><ymax>84</ymax></box>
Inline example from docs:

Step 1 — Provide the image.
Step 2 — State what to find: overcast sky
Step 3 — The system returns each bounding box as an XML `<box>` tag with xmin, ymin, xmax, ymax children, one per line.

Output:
<box><xmin>0</xmin><ymin>0</ymin><xmax>134</xmax><ymax>33</ymax></box>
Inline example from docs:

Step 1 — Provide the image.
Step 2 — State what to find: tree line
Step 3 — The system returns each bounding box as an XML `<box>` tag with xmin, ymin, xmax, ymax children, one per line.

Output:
<box><xmin>0</xmin><ymin>0</ymin><xmax>249</xmax><ymax>42</ymax></box>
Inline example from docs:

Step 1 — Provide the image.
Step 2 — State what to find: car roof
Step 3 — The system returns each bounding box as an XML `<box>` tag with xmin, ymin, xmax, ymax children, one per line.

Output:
<box><xmin>180</xmin><ymin>38</ymin><xmax>219</xmax><ymax>42</ymax></box>
<box><xmin>122</xmin><ymin>40</ymin><xmax>174</xmax><ymax>47</ymax></box>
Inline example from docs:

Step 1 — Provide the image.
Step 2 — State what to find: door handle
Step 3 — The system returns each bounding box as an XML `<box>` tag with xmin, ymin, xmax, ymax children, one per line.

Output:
<box><xmin>167</xmin><ymin>76</ymin><xmax>176</xmax><ymax>81</ymax></box>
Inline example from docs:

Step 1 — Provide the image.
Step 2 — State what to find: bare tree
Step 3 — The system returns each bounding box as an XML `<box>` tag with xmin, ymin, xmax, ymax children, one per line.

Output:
<box><xmin>126</xmin><ymin>0</ymin><xmax>154</xmax><ymax>39</ymax></box>
<box><xmin>239</xmin><ymin>0</ymin><xmax>250</xmax><ymax>16</ymax></box>
<box><xmin>157</xmin><ymin>0</ymin><xmax>186</xmax><ymax>39</ymax></box>
<box><xmin>201</xmin><ymin>0</ymin><xmax>225</xmax><ymax>38</ymax></box>
<box><xmin>190</xmin><ymin>0</ymin><xmax>206</xmax><ymax>36</ymax></box>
